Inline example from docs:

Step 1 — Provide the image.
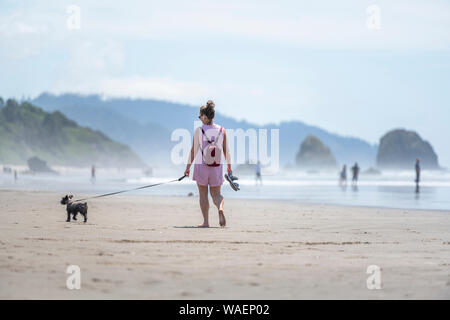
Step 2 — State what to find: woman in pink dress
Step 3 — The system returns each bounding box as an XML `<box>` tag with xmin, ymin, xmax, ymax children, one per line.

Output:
<box><xmin>184</xmin><ymin>100</ymin><xmax>232</xmax><ymax>227</ymax></box>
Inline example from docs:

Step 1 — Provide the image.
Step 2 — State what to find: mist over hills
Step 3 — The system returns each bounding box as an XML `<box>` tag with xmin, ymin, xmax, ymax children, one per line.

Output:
<box><xmin>32</xmin><ymin>93</ymin><xmax>378</xmax><ymax>168</ymax></box>
<box><xmin>0</xmin><ymin>99</ymin><xmax>144</xmax><ymax>167</ymax></box>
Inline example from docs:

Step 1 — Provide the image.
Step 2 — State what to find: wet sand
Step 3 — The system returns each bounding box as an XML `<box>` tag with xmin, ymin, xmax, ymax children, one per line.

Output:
<box><xmin>0</xmin><ymin>190</ymin><xmax>449</xmax><ymax>299</ymax></box>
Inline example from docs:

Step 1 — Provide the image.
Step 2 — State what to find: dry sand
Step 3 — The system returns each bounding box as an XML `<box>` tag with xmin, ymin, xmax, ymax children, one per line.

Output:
<box><xmin>0</xmin><ymin>189</ymin><xmax>449</xmax><ymax>299</ymax></box>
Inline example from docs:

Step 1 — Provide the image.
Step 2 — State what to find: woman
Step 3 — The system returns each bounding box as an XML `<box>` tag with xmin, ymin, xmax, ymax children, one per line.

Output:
<box><xmin>184</xmin><ymin>100</ymin><xmax>231</xmax><ymax>227</ymax></box>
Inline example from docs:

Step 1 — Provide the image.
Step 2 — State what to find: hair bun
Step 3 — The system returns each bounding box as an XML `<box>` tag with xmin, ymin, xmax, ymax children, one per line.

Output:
<box><xmin>200</xmin><ymin>99</ymin><xmax>216</xmax><ymax>121</ymax></box>
<box><xmin>206</xmin><ymin>100</ymin><xmax>215</xmax><ymax>109</ymax></box>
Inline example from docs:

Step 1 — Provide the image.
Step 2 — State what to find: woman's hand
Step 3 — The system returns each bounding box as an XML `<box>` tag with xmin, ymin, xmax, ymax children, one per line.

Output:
<box><xmin>184</xmin><ymin>167</ymin><xmax>190</xmax><ymax>177</ymax></box>
<box><xmin>227</xmin><ymin>164</ymin><xmax>232</xmax><ymax>174</ymax></box>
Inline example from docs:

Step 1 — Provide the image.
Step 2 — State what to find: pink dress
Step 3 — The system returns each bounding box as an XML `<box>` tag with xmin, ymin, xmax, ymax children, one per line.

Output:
<box><xmin>193</xmin><ymin>123</ymin><xmax>225</xmax><ymax>187</ymax></box>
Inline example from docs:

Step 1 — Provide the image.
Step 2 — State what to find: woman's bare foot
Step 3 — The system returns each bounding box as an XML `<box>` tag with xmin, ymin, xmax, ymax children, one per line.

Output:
<box><xmin>218</xmin><ymin>210</ymin><xmax>226</xmax><ymax>227</ymax></box>
<box><xmin>198</xmin><ymin>223</ymin><xmax>209</xmax><ymax>228</ymax></box>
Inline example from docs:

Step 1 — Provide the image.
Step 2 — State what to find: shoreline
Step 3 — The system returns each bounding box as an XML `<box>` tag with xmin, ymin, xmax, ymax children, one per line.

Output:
<box><xmin>0</xmin><ymin>187</ymin><xmax>448</xmax><ymax>213</ymax></box>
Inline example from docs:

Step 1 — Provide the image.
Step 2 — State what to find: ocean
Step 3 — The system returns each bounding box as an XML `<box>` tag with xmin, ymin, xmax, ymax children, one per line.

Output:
<box><xmin>1</xmin><ymin>167</ymin><xmax>449</xmax><ymax>211</ymax></box>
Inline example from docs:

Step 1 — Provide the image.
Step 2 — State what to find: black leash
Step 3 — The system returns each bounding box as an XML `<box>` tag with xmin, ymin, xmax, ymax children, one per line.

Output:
<box><xmin>73</xmin><ymin>175</ymin><xmax>187</xmax><ymax>203</ymax></box>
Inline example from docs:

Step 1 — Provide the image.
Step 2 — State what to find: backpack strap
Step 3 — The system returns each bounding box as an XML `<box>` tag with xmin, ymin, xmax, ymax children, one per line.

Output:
<box><xmin>216</xmin><ymin>126</ymin><xmax>223</xmax><ymax>144</ymax></box>
<box><xmin>201</xmin><ymin>127</ymin><xmax>212</xmax><ymax>144</ymax></box>
<box><xmin>201</xmin><ymin>126</ymin><xmax>222</xmax><ymax>145</ymax></box>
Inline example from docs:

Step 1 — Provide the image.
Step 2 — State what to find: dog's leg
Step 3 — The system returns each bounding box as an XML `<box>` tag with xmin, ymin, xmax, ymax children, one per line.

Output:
<box><xmin>81</xmin><ymin>203</ymin><xmax>88</xmax><ymax>223</ymax></box>
<box><xmin>72</xmin><ymin>212</ymin><xmax>78</xmax><ymax>220</ymax></box>
<box><xmin>66</xmin><ymin>210</ymin><xmax>71</xmax><ymax>222</ymax></box>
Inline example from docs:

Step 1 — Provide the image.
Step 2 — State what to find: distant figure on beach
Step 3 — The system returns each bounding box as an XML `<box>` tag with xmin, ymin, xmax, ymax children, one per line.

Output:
<box><xmin>144</xmin><ymin>167</ymin><xmax>153</xmax><ymax>177</ymax></box>
<box><xmin>255</xmin><ymin>161</ymin><xmax>262</xmax><ymax>185</ymax></box>
<box><xmin>340</xmin><ymin>165</ymin><xmax>347</xmax><ymax>186</ymax></box>
<box><xmin>415</xmin><ymin>158</ymin><xmax>421</xmax><ymax>192</ymax></box>
<box><xmin>91</xmin><ymin>165</ymin><xmax>96</xmax><ymax>185</ymax></box>
<box><xmin>3</xmin><ymin>165</ymin><xmax>12</xmax><ymax>174</ymax></box>
<box><xmin>351</xmin><ymin>162</ymin><xmax>360</xmax><ymax>185</ymax></box>
<box><xmin>14</xmin><ymin>170</ymin><xmax>17</xmax><ymax>182</ymax></box>
<box><xmin>184</xmin><ymin>100</ymin><xmax>232</xmax><ymax>228</ymax></box>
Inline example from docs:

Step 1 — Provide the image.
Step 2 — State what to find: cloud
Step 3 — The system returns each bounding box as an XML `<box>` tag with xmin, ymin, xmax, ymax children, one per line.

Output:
<box><xmin>49</xmin><ymin>38</ymin><xmax>210</xmax><ymax>103</ymax></box>
<box><xmin>0</xmin><ymin>11</ymin><xmax>49</xmax><ymax>36</ymax></box>
<box><xmin>2</xmin><ymin>0</ymin><xmax>450</xmax><ymax>63</ymax></box>
<box><xmin>98</xmin><ymin>76</ymin><xmax>211</xmax><ymax>103</ymax></box>
<box><xmin>0</xmin><ymin>9</ymin><xmax>51</xmax><ymax>59</ymax></box>
<box><xmin>53</xmin><ymin>73</ymin><xmax>212</xmax><ymax>105</ymax></box>
<box><xmin>81</xmin><ymin>0</ymin><xmax>450</xmax><ymax>51</ymax></box>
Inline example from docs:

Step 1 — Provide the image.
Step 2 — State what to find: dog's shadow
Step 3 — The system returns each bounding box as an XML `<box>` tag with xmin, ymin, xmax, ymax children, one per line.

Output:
<box><xmin>173</xmin><ymin>226</ymin><xmax>221</xmax><ymax>229</ymax></box>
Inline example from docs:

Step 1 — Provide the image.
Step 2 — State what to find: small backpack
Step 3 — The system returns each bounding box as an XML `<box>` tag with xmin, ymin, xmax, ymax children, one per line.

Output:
<box><xmin>201</xmin><ymin>126</ymin><xmax>223</xmax><ymax>167</ymax></box>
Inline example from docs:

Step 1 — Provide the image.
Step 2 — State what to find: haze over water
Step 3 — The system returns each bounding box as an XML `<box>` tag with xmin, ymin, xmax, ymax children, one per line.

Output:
<box><xmin>2</xmin><ymin>167</ymin><xmax>449</xmax><ymax>211</ymax></box>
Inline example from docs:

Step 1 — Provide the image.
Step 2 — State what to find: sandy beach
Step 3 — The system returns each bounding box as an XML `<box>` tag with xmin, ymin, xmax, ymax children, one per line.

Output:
<box><xmin>0</xmin><ymin>189</ymin><xmax>449</xmax><ymax>299</ymax></box>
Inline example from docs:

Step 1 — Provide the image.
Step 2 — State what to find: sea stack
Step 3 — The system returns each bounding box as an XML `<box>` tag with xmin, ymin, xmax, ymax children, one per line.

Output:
<box><xmin>295</xmin><ymin>135</ymin><xmax>337</xmax><ymax>170</ymax></box>
<box><xmin>376</xmin><ymin>129</ymin><xmax>439</xmax><ymax>170</ymax></box>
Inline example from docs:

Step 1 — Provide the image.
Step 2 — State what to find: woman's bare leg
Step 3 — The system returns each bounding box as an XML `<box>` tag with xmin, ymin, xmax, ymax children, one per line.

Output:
<box><xmin>210</xmin><ymin>186</ymin><xmax>225</xmax><ymax>227</ymax></box>
<box><xmin>197</xmin><ymin>184</ymin><xmax>209</xmax><ymax>227</ymax></box>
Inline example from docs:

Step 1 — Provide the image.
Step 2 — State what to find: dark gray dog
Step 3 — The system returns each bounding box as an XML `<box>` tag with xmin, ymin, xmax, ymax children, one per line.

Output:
<box><xmin>60</xmin><ymin>195</ymin><xmax>88</xmax><ymax>222</ymax></box>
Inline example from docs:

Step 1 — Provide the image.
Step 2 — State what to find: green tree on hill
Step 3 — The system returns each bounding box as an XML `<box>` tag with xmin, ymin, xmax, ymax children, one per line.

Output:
<box><xmin>0</xmin><ymin>99</ymin><xmax>145</xmax><ymax>167</ymax></box>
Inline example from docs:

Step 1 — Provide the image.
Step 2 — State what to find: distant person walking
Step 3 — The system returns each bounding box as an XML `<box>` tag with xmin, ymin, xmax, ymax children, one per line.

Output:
<box><xmin>255</xmin><ymin>161</ymin><xmax>262</xmax><ymax>185</ymax></box>
<box><xmin>184</xmin><ymin>100</ymin><xmax>232</xmax><ymax>228</ymax></box>
<box><xmin>415</xmin><ymin>158</ymin><xmax>421</xmax><ymax>191</ymax></box>
<box><xmin>14</xmin><ymin>169</ymin><xmax>17</xmax><ymax>182</ymax></box>
<box><xmin>351</xmin><ymin>162</ymin><xmax>360</xmax><ymax>185</ymax></box>
<box><xmin>340</xmin><ymin>165</ymin><xmax>347</xmax><ymax>186</ymax></box>
<box><xmin>91</xmin><ymin>165</ymin><xmax>96</xmax><ymax>179</ymax></box>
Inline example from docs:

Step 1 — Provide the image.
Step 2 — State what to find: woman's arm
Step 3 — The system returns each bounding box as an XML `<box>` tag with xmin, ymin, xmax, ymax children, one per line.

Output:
<box><xmin>222</xmin><ymin>129</ymin><xmax>232</xmax><ymax>173</ymax></box>
<box><xmin>185</xmin><ymin>128</ymin><xmax>200</xmax><ymax>176</ymax></box>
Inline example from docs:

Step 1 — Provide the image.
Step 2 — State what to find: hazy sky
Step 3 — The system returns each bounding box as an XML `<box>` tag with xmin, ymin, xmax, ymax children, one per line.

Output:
<box><xmin>1</xmin><ymin>0</ymin><xmax>450</xmax><ymax>166</ymax></box>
